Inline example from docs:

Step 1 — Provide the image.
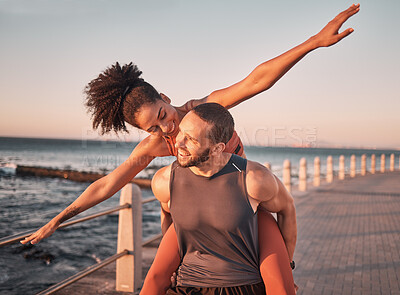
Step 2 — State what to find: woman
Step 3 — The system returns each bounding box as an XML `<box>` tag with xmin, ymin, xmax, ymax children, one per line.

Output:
<box><xmin>21</xmin><ymin>4</ymin><xmax>359</xmax><ymax>294</ymax></box>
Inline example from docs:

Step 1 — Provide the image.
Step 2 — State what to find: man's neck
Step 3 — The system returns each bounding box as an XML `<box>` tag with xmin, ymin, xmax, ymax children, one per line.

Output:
<box><xmin>188</xmin><ymin>153</ymin><xmax>231</xmax><ymax>177</ymax></box>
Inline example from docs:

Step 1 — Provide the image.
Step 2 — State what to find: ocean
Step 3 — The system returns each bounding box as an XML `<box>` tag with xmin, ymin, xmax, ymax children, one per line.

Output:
<box><xmin>1</xmin><ymin>137</ymin><xmax>399</xmax><ymax>294</ymax></box>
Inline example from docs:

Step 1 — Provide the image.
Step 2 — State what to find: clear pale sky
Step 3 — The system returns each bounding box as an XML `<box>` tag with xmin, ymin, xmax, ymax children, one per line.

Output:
<box><xmin>0</xmin><ymin>0</ymin><xmax>399</xmax><ymax>149</ymax></box>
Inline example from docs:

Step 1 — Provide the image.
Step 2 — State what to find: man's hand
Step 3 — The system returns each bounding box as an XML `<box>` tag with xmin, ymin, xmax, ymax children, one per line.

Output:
<box><xmin>313</xmin><ymin>3</ymin><xmax>360</xmax><ymax>48</ymax></box>
<box><xmin>20</xmin><ymin>220</ymin><xmax>59</xmax><ymax>245</ymax></box>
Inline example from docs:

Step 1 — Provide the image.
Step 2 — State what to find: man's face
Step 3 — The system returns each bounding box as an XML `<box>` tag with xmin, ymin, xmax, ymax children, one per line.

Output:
<box><xmin>174</xmin><ymin>112</ymin><xmax>213</xmax><ymax>168</ymax></box>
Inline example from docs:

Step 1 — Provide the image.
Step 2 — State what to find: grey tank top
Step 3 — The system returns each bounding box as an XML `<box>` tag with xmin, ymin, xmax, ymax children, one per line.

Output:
<box><xmin>170</xmin><ymin>154</ymin><xmax>261</xmax><ymax>287</ymax></box>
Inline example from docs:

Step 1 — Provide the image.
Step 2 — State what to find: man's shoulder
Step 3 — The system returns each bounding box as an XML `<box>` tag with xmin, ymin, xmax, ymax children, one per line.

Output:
<box><xmin>246</xmin><ymin>160</ymin><xmax>278</xmax><ymax>201</ymax></box>
<box><xmin>246</xmin><ymin>160</ymin><xmax>270</xmax><ymax>176</ymax></box>
<box><xmin>153</xmin><ymin>164</ymin><xmax>172</xmax><ymax>185</ymax></box>
<box><xmin>151</xmin><ymin>164</ymin><xmax>173</xmax><ymax>203</ymax></box>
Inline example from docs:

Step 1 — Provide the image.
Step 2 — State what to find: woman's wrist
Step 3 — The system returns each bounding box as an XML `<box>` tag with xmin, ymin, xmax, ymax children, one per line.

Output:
<box><xmin>50</xmin><ymin>218</ymin><xmax>61</xmax><ymax>228</ymax></box>
<box><xmin>305</xmin><ymin>35</ymin><xmax>320</xmax><ymax>51</ymax></box>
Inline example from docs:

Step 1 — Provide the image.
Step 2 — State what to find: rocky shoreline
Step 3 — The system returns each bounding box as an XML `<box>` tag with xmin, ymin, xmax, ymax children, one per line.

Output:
<box><xmin>15</xmin><ymin>165</ymin><xmax>152</xmax><ymax>188</ymax></box>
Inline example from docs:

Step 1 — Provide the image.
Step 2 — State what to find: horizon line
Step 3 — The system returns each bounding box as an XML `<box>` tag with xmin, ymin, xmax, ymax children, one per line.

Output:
<box><xmin>1</xmin><ymin>135</ymin><xmax>399</xmax><ymax>152</ymax></box>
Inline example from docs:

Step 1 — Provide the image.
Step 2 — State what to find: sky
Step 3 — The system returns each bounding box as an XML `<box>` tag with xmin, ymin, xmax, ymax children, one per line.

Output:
<box><xmin>0</xmin><ymin>0</ymin><xmax>399</xmax><ymax>149</ymax></box>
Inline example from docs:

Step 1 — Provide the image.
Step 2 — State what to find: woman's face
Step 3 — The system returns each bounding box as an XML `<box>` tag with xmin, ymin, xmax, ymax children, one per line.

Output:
<box><xmin>135</xmin><ymin>99</ymin><xmax>180</xmax><ymax>137</ymax></box>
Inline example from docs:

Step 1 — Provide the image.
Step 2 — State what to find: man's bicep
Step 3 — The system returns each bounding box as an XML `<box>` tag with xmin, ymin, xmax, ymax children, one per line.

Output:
<box><xmin>160</xmin><ymin>201</ymin><xmax>170</xmax><ymax>213</ymax></box>
<box><xmin>260</xmin><ymin>176</ymin><xmax>294</xmax><ymax>213</ymax></box>
<box><xmin>160</xmin><ymin>203</ymin><xmax>172</xmax><ymax>235</ymax></box>
<box><xmin>151</xmin><ymin>166</ymin><xmax>171</xmax><ymax>204</ymax></box>
<box><xmin>246</xmin><ymin>162</ymin><xmax>279</xmax><ymax>203</ymax></box>
<box><xmin>259</xmin><ymin>195</ymin><xmax>283</xmax><ymax>213</ymax></box>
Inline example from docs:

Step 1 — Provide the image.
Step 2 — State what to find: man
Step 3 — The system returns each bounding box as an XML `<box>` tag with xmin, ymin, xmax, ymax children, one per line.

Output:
<box><xmin>146</xmin><ymin>103</ymin><xmax>296</xmax><ymax>294</ymax></box>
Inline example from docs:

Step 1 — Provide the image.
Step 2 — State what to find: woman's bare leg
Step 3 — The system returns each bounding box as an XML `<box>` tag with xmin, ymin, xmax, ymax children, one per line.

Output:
<box><xmin>140</xmin><ymin>225</ymin><xmax>180</xmax><ymax>295</ymax></box>
<box><xmin>258</xmin><ymin>210</ymin><xmax>296</xmax><ymax>295</ymax></box>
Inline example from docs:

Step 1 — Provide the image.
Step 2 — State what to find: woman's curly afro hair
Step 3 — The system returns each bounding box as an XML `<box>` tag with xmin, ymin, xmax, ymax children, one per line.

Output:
<box><xmin>85</xmin><ymin>62</ymin><xmax>161</xmax><ymax>134</ymax></box>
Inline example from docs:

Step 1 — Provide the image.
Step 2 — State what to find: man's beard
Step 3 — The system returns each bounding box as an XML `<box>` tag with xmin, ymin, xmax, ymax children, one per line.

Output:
<box><xmin>177</xmin><ymin>148</ymin><xmax>210</xmax><ymax>168</ymax></box>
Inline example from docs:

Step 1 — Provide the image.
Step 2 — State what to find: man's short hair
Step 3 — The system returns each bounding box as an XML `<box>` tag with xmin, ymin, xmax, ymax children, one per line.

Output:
<box><xmin>191</xmin><ymin>103</ymin><xmax>234</xmax><ymax>144</ymax></box>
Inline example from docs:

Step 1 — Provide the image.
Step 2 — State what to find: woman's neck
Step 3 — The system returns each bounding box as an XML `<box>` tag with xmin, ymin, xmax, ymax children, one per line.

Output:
<box><xmin>175</xmin><ymin>106</ymin><xmax>186</xmax><ymax>124</ymax></box>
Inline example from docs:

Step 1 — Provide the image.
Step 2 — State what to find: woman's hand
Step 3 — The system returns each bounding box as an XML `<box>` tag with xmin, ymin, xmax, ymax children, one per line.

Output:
<box><xmin>313</xmin><ymin>3</ymin><xmax>360</xmax><ymax>48</ymax></box>
<box><xmin>20</xmin><ymin>220</ymin><xmax>59</xmax><ymax>245</ymax></box>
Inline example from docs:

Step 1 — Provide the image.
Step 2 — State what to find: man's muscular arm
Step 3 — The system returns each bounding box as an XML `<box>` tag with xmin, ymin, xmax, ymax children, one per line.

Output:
<box><xmin>246</xmin><ymin>161</ymin><xmax>297</xmax><ymax>261</ymax></box>
<box><xmin>151</xmin><ymin>165</ymin><xmax>172</xmax><ymax>215</ymax></box>
<box><xmin>161</xmin><ymin>206</ymin><xmax>173</xmax><ymax>235</ymax></box>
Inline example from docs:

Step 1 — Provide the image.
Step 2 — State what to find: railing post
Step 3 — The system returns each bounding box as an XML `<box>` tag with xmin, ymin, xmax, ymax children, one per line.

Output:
<box><xmin>283</xmin><ymin>160</ymin><xmax>291</xmax><ymax>193</ymax></box>
<box><xmin>371</xmin><ymin>154</ymin><xmax>376</xmax><ymax>174</ymax></box>
<box><xmin>299</xmin><ymin>157</ymin><xmax>307</xmax><ymax>192</ymax></box>
<box><xmin>380</xmin><ymin>154</ymin><xmax>385</xmax><ymax>173</ymax></box>
<box><xmin>116</xmin><ymin>183</ymin><xmax>142</xmax><ymax>293</ymax></box>
<box><xmin>326</xmin><ymin>156</ymin><xmax>333</xmax><ymax>183</ymax></box>
<box><xmin>361</xmin><ymin>154</ymin><xmax>366</xmax><ymax>176</ymax></box>
<box><xmin>339</xmin><ymin>155</ymin><xmax>345</xmax><ymax>180</ymax></box>
<box><xmin>390</xmin><ymin>154</ymin><xmax>395</xmax><ymax>172</ymax></box>
<box><xmin>350</xmin><ymin>155</ymin><xmax>356</xmax><ymax>178</ymax></box>
<box><xmin>313</xmin><ymin>157</ymin><xmax>320</xmax><ymax>187</ymax></box>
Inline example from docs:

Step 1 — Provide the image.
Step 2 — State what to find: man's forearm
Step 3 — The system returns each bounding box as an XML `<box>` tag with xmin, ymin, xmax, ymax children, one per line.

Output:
<box><xmin>276</xmin><ymin>204</ymin><xmax>297</xmax><ymax>261</ymax></box>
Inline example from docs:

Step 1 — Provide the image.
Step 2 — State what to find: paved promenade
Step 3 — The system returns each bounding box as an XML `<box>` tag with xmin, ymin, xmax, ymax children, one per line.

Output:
<box><xmin>55</xmin><ymin>171</ymin><xmax>400</xmax><ymax>295</ymax></box>
<box><xmin>293</xmin><ymin>171</ymin><xmax>400</xmax><ymax>295</ymax></box>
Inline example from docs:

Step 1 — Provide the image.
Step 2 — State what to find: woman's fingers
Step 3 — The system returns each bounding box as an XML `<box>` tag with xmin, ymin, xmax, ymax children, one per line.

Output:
<box><xmin>21</xmin><ymin>231</ymin><xmax>43</xmax><ymax>244</ymax></box>
<box><xmin>336</xmin><ymin>4</ymin><xmax>360</xmax><ymax>26</ymax></box>
<box><xmin>316</xmin><ymin>4</ymin><xmax>360</xmax><ymax>47</ymax></box>
<box><xmin>30</xmin><ymin>237</ymin><xmax>40</xmax><ymax>244</ymax></box>
<box><xmin>332</xmin><ymin>4</ymin><xmax>360</xmax><ymax>30</ymax></box>
<box><xmin>20</xmin><ymin>224</ymin><xmax>55</xmax><ymax>245</ymax></box>
<box><xmin>336</xmin><ymin>28</ymin><xmax>355</xmax><ymax>42</ymax></box>
<box><xmin>20</xmin><ymin>233</ymin><xmax>38</xmax><ymax>244</ymax></box>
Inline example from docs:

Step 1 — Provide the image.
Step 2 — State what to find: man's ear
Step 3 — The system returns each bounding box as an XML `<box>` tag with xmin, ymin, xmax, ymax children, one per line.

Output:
<box><xmin>211</xmin><ymin>142</ymin><xmax>226</xmax><ymax>155</ymax></box>
<box><xmin>160</xmin><ymin>93</ymin><xmax>171</xmax><ymax>104</ymax></box>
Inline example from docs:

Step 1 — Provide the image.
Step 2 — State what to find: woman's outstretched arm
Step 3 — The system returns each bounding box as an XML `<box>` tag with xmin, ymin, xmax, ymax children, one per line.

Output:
<box><xmin>205</xmin><ymin>4</ymin><xmax>360</xmax><ymax>109</ymax></box>
<box><xmin>20</xmin><ymin>135</ymin><xmax>169</xmax><ymax>245</ymax></box>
